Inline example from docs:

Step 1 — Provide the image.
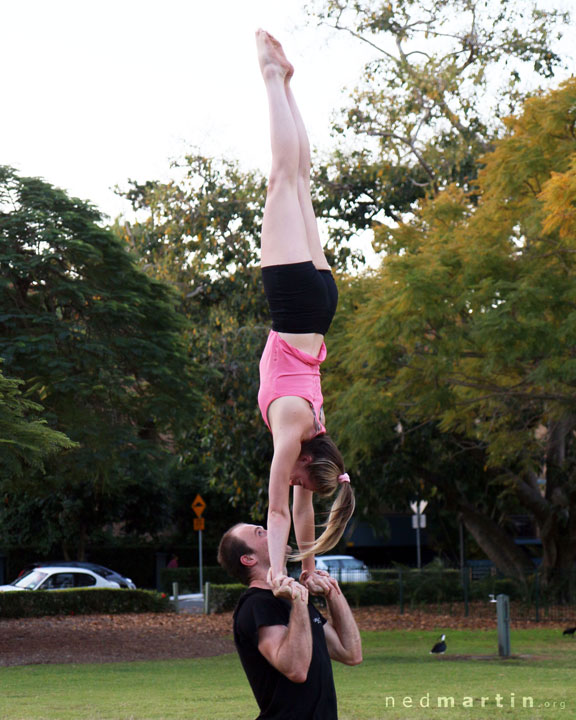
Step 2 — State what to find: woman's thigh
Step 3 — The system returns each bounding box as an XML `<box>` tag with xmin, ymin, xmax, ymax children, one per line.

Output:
<box><xmin>261</xmin><ymin>180</ymin><xmax>312</xmax><ymax>267</ymax></box>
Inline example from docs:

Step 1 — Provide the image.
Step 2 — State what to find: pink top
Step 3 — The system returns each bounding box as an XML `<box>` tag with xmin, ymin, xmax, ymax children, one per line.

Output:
<box><xmin>258</xmin><ymin>330</ymin><xmax>327</xmax><ymax>436</ymax></box>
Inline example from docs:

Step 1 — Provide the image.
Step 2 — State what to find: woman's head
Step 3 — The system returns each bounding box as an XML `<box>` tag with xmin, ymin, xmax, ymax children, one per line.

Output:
<box><xmin>291</xmin><ymin>434</ymin><xmax>355</xmax><ymax>561</ymax></box>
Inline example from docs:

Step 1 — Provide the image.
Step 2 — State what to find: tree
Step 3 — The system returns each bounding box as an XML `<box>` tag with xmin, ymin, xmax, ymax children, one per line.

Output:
<box><xmin>0</xmin><ymin>167</ymin><xmax>202</xmax><ymax>557</ymax></box>
<box><xmin>306</xmin><ymin>0</ymin><xmax>570</xmax><ymax>251</ymax></box>
<box><xmin>116</xmin><ymin>154</ymin><xmax>274</xmax><ymax>523</ymax></box>
<box><xmin>325</xmin><ymin>78</ymin><xmax>576</xmax><ymax>581</ymax></box>
<box><xmin>0</xmin><ymin>361</ymin><xmax>75</xmax><ymax>482</ymax></box>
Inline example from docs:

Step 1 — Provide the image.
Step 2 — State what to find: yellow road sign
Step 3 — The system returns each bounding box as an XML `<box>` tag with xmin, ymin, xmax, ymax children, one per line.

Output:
<box><xmin>191</xmin><ymin>494</ymin><xmax>206</xmax><ymax>518</ymax></box>
<box><xmin>193</xmin><ymin>517</ymin><xmax>205</xmax><ymax>531</ymax></box>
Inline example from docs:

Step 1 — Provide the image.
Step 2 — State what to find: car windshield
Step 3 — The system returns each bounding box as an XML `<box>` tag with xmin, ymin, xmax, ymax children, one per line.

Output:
<box><xmin>341</xmin><ymin>558</ymin><xmax>365</xmax><ymax>569</ymax></box>
<box><xmin>13</xmin><ymin>570</ymin><xmax>48</xmax><ymax>590</ymax></box>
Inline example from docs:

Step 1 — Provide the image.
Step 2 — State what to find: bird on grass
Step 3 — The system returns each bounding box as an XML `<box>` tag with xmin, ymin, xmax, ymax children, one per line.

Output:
<box><xmin>430</xmin><ymin>634</ymin><xmax>447</xmax><ymax>654</ymax></box>
<box><xmin>562</xmin><ymin>627</ymin><xmax>576</xmax><ymax>636</ymax></box>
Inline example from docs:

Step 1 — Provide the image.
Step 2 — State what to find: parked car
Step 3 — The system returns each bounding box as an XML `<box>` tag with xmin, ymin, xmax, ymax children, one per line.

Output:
<box><xmin>315</xmin><ymin>555</ymin><xmax>372</xmax><ymax>583</ymax></box>
<box><xmin>17</xmin><ymin>561</ymin><xmax>136</xmax><ymax>589</ymax></box>
<box><xmin>0</xmin><ymin>566</ymin><xmax>124</xmax><ymax>592</ymax></box>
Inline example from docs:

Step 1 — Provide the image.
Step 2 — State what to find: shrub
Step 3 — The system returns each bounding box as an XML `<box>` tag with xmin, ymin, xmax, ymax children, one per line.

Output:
<box><xmin>208</xmin><ymin>583</ymin><xmax>245</xmax><ymax>613</ymax></box>
<box><xmin>0</xmin><ymin>589</ymin><xmax>171</xmax><ymax>619</ymax></box>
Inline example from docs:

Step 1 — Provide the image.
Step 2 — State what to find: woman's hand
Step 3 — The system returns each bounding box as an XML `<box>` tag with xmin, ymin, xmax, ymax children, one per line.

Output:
<box><xmin>267</xmin><ymin>569</ymin><xmax>309</xmax><ymax>603</ymax></box>
<box><xmin>299</xmin><ymin>569</ymin><xmax>341</xmax><ymax>597</ymax></box>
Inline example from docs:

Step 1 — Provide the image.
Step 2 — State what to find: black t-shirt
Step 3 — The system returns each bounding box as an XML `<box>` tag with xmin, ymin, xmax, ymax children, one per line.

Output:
<box><xmin>233</xmin><ymin>587</ymin><xmax>338</xmax><ymax>720</ymax></box>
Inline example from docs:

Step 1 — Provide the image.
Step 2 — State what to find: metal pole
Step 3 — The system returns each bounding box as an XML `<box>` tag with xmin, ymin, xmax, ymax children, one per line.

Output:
<box><xmin>172</xmin><ymin>582</ymin><xmax>179</xmax><ymax>614</ymax></box>
<box><xmin>204</xmin><ymin>581</ymin><xmax>211</xmax><ymax>615</ymax></box>
<box><xmin>463</xmin><ymin>566</ymin><xmax>469</xmax><ymax>618</ymax></box>
<box><xmin>496</xmin><ymin>594</ymin><xmax>511</xmax><ymax>657</ymax></box>
<box><xmin>199</xmin><ymin>529</ymin><xmax>204</xmax><ymax>593</ymax></box>
<box><xmin>459</xmin><ymin>521</ymin><xmax>465</xmax><ymax>575</ymax></box>
<box><xmin>416</xmin><ymin>509</ymin><xmax>421</xmax><ymax>569</ymax></box>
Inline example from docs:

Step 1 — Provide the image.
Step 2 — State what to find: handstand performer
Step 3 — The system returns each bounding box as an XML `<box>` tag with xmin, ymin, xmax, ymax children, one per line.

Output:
<box><xmin>255</xmin><ymin>29</ymin><xmax>355</xmax><ymax>594</ymax></box>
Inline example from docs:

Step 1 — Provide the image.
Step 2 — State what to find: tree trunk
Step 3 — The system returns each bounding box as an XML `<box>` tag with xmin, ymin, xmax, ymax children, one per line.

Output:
<box><xmin>538</xmin><ymin>415</ymin><xmax>576</xmax><ymax>585</ymax></box>
<box><xmin>459</xmin><ymin>503</ymin><xmax>533</xmax><ymax>582</ymax></box>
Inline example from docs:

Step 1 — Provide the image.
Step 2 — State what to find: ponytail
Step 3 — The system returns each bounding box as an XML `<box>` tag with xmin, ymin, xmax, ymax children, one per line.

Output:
<box><xmin>290</xmin><ymin>434</ymin><xmax>356</xmax><ymax>561</ymax></box>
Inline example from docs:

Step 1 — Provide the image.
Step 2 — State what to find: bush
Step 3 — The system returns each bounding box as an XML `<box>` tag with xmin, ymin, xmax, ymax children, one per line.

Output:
<box><xmin>208</xmin><ymin>583</ymin><xmax>245</xmax><ymax>613</ymax></box>
<box><xmin>207</xmin><ymin>581</ymin><xmax>401</xmax><ymax>613</ymax></box>
<box><xmin>0</xmin><ymin>589</ymin><xmax>171</xmax><ymax>619</ymax></box>
<box><xmin>339</xmin><ymin>581</ymin><xmax>398</xmax><ymax>608</ymax></box>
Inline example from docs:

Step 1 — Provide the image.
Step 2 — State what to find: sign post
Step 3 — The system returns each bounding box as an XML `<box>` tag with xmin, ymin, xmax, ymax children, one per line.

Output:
<box><xmin>410</xmin><ymin>500</ymin><xmax>428</xmax><ymax>569</ymax></box>
<box><xmin>192</xmin><ymin>494</ymin><xmax>206</xmax><ymax>593</ymax></box>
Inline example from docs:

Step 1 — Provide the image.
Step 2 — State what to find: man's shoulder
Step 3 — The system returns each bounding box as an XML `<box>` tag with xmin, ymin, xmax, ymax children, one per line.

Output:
<box><xmin>234</xmin><ymin>587</ymin><xmax>290</xmax><ymax>633</ymax></box>
<box><xmin>235</xmin><ymin>587</ymin><xmax>283</xmax><ymax>615</ymax></box>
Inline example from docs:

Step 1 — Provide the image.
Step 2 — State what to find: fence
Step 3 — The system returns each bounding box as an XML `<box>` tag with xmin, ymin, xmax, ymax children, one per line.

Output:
<box><xmin>306</xmin><ymin>566</ymin><xmax>576</xmax><ymax>623</ymax></box>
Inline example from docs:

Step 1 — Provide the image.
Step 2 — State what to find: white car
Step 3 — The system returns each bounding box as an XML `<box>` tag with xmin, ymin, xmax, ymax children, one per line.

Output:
<box><xmin>0</xmin><ymin>566</ymin><xmax>122</xmax><ymax>592</ymax></box>
<box><xmin>315</xmin><ymin>555</ymin><xmax>372</xmax><ymax>583</ymax></box>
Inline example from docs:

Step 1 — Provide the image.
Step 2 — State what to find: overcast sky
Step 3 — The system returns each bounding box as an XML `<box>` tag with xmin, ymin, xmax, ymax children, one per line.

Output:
<box><xmin>2</xmin><ymin>0</ymin><xmax>574</xmax><ymax>224</ymax></box>
<box><xmin>2</xmin><ymin>0</ymin><xmax>374</xmax><ymax>220</ymax></box>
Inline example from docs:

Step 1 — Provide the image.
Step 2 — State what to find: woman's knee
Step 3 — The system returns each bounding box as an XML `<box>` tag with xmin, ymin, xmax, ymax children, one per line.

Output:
<box><xmin>267</xmin><ymin>165</ymin><xmax>298</xmax><ymax>195</ymax></box>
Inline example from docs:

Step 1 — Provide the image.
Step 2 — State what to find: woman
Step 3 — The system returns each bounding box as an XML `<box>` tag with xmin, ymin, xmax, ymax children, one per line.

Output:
<box><xmin>255</xmin><ymin>30</ymin><xmax>355</xmax><ymax>591</ymax></box>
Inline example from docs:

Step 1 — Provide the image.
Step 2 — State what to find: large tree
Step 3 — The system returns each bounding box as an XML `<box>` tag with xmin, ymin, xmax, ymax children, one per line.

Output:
<box><xmin>325</xmin><ymin>78</ymin><xmax>576</xmax><ymax>581</ymax></box>
<box><xmin>306</xmin><ymin>0</ymin><xmax>570</xmax><ymax>252</ymax></box>
<box><xmin>0</xmin><ymin>362</ymin><xmax>74</xmax><ymax>482</ymax></box>
<box><xmin>116</xmin><ymin>154</ymin><xmax>273</xmax><ymax>523</ymax></box>
<box><xmin>0</xmin><ymin>167</ymin><xmax>201</xmax><ymax>557</ymax></box>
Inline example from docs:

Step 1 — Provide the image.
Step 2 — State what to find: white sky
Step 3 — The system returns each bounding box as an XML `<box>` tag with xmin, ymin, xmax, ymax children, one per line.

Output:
<box><xmin>1</xmin><ymin>0</ymin><xmax>373</xmax><ymax>221</ymax></box>
<box><xmin>2</xmin><ymin>0</ymin><xmax>575</xmax><ymax>227</ymax></box>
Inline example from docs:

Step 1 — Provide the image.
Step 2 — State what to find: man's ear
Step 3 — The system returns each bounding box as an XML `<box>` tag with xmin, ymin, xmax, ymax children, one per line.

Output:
<box><xmin>240</xmin><ymin>553</ymin><xmax>257</xmax><ymax>568</ymax></box>
<box><xmin>299</xmin><ymin>454</ymin><xmax>313</xmax><ymax>465</ymax></box>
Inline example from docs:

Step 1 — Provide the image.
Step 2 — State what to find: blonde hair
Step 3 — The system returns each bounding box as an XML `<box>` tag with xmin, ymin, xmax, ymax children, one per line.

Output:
<box><xmin>290</xmin><ymin>434</ymin><xmax>356</xmax><ymax>561</ymax></box>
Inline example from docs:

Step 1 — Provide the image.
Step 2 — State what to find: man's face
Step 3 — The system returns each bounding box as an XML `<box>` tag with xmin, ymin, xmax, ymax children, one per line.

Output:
<box><xmin>233</xmin><ymin>524</ymin><xmax>291</xmax><ymax>566</ymax></box>
<box><xmin>234</xmin><ymin>523</ymin><xmax>269</xmax><ymax>561</ymax></box>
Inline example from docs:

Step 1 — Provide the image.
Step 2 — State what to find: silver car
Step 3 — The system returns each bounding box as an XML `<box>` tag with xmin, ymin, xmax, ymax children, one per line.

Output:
<box><xmin>0</xmin><ymin>566</ymin><xmax>122</xmax><ymax>592</ymax></box>
<box><xmin>315</xmin><ymin>555</ymin><xmax>371</xmax><ymax>583</ymax></box>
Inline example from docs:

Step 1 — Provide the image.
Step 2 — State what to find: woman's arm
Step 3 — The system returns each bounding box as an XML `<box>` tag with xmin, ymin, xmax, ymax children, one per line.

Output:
<box><xmin>267</xmin><ymin>428</ymin><xmax>303</xmax><ymax>579</ymax></box>
<box><xmin>293</xmin><ymin>486</ymin><xmax>316</xmax><ymax>575</ymax></box>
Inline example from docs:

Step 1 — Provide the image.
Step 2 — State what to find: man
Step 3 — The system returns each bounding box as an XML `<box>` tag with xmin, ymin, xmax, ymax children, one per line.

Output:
<box><xmin>217</xmin><ymin>523</ymin><xmax>362</xmax><ymax>719</ymax></box>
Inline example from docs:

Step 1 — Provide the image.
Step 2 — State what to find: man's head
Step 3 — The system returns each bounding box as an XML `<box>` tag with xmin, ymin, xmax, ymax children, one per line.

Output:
<box><xmin>217</xmin><ymin>523</ymin><xmax>273</xmax><ymax>586</ymax></box>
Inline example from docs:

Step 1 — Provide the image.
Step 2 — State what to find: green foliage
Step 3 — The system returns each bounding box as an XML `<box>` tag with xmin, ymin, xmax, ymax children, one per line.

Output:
<box><xmin>116</xmin><ymin>154</ymin><xmax>274</xmax><ymax>524</ymax></box>
<box><xmin>326</xmin><ymin>80</ymin><xmax>576</xmax><ymax>579</ymax></box>
<box><xmin>0</xmin><ymin>361</ymin><xmax>75</xmax><ymax>479</ymax></box>
<box><xmin>208</xmin><ymin>583</ymin><xmax>245</xmax><ymax>613</ymax></box>
<box><xmin>306</xmin><ymin>0</ymin><xmax>570</xmax><ymax>244</ymax></box>
<box><xmin>0</xmin><ymin>166</ymin><xmax>202</xmax><ymax>555</ymax></box>
<box><xmin>0</xmin><ymin>588</ymin><xmax>170</xmax><ymax>618</ymax></box>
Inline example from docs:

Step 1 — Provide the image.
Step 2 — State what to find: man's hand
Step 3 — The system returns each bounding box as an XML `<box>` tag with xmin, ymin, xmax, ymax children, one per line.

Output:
<box><xmin>300</xmin><ymin>569</ymin><xmax>341</xmax><ymax>597</ymax></box>
<box><xmin>268</xmin><ymin>569</ymin><xmax>309</xmax><ymax>603</ymax></box>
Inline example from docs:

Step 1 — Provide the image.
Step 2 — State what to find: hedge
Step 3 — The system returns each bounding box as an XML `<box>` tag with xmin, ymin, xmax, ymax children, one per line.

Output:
<box><xmin>0</xmin><ymin>588</ymin><xmax>172</xmax><ymax>619</ymax></box>
<box><xmin>208</xmin><ymin>583</ymin><xmax>245</xmax><ymax>613</ymax></box>
<box><xmin>207</xmin><ymin>581</ymin><xmax>407</xmax><ymax>614</ymax></box>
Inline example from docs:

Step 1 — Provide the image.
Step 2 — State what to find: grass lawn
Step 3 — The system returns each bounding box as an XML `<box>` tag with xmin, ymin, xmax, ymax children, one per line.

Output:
<box><xmin>1</xmin><ymin>628</ymin><xmax>574</xmax><ymax>720</ymax></box>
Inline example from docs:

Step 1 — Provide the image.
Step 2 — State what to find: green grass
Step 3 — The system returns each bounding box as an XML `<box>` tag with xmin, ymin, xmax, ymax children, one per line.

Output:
<box><xmin>1</xmin><ymin>629</ymin><xmax>575</xmax><ymax>719</ymax></box>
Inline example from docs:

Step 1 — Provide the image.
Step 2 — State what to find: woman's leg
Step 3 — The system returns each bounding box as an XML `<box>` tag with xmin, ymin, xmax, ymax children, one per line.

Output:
<box><xmin>284</xmin><ymin>82</ymin><xmax>330</xmax><ymax>271</ymax></box>
<box><xmin>257</xmin><ymin>30</ymin><xmax>311</xmax><ymax>268</ymax></box>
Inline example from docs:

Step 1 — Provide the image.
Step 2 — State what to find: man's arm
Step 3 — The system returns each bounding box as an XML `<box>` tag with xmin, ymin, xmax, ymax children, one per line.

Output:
<box><xmin>322</xmin><ymin>582</ymin><xmax>363</xmax><ymax>666</ymax></box>
<box><xmin>257</xmin><ymin>580</ymin><xmax>312</xmax><ymax>683</ymax></box>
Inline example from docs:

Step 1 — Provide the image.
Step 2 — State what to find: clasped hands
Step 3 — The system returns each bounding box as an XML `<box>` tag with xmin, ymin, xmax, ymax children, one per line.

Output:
<box><xmin>267</xmin><ymin>568</ymin><xmax>340</xmax><ymax>601</ymax></box>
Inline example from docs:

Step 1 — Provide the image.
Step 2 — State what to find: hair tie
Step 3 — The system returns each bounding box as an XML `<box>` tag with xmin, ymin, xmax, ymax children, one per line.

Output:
<box><xmin>338</xmin><ymin>473</ymin><xmax>350</xmax><ymax>484</ymax></box>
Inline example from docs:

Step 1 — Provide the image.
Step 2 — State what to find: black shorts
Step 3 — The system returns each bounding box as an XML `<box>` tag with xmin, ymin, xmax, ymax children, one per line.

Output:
<box><xmin>262</xmin><ymin>261</ymin><xmax>338</xmax><ymax>335</ymax></box>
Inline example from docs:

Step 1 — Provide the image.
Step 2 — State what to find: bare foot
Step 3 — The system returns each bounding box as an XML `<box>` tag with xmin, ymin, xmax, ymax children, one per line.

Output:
<box><xmin>256</xmin><ymin>29</ymin><xmax>294</xmax><ymax>80</ymax></box>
